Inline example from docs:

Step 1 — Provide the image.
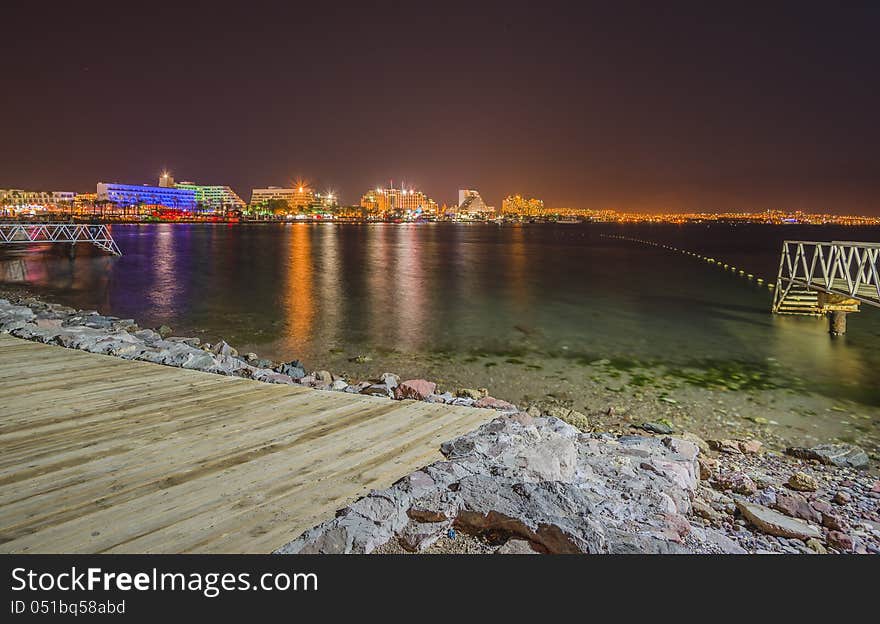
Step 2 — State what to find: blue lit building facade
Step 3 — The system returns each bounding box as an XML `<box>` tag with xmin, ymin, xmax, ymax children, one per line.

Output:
<box><xmin>96</xmin><ymin>182</ymin><xmax>197</xmax><ymax>210</ymax></box>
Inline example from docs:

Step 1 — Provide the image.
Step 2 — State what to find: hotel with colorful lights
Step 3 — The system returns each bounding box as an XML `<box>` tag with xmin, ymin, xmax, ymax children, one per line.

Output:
<box><xmin>175</xmin><ymin>182</ymin><xmax>246</xmax><ymax>210</ymax></box>
<box><xmin>96</xmin><ymin>182</ymin><xmax>197</xmax><ymax>211</ymax></box>
<box><xmin>359</xmin><ymin>186</ymin><xmax>438</xmax><ymax>217</ymax></box>
<box><xmin>0</xmin><ymin>189</ymin><xmax>76</xmax><ymax>214</ymax></box>
<box><xmin>501</xmin><ymin>194</ymin><xmax>545</xmax><ymax>216</ymax></box>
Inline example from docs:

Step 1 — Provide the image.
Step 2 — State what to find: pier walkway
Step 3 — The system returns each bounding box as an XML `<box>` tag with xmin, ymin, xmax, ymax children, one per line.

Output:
<box><xmin>773</xmin><ymin>241</ymin><xmax>880</xmax><ymax>311</ymax></box>
<box><xmin>0</xmin><ymin>335</ymin><xmax>492</xmax><ymax>553</ymax></box>
<box><xmin>773</xmin><ymin>241</ymin><xmax>879</xmax><ymax>333</ymax></box>
<box><xmin>0</xmin><ymin>222</ymin><xmax>122</xmax><ymax>255</ymax></box>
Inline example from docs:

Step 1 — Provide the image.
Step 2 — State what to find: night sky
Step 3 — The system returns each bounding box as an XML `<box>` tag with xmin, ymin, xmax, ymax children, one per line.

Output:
<box><xmin>2</xmin><ymin>2</ymin><xmax>878</xmax><ymax>214</ymax></box>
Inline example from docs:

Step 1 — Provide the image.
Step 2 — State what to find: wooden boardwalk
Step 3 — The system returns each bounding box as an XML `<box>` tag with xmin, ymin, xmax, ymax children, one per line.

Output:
<box><xmin>0</xmin><ymin>334</ymin><xmax>493</xmax><ymax>553</ymax></box>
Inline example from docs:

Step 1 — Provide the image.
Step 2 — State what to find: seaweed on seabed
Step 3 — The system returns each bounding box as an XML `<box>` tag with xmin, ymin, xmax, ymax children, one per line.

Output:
<box><xmin>665</xmin><ymin>359</ymin><xmax>783</xmax><ymax>391</ymax></box>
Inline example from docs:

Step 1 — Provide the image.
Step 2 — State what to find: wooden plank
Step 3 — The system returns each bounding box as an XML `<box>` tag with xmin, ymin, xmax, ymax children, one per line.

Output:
<box><xmin>0</xmin><ymin>334</ymin><xmax>493</xmax><ymax>553</ymax></box>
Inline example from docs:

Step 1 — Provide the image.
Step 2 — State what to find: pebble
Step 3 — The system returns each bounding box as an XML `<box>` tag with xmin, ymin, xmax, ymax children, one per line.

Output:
<box><xmin>788</xmin><ymin>471</ymin><xmax>819</xmax><ymax>492</ymax></box>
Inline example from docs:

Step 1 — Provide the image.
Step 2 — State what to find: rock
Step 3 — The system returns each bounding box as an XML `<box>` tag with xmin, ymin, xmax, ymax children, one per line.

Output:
<box><xmin>167</xmin><ymin>336</ymin><xmax>201</xmax><ymax>347</ymax></box>
<box><xmin>456</xmin><ymin>388</ymin><xmax>484</xmax><ymax>400</ymax></box>
<box><xmin>35</xmin><ymin>318</ymin><xmax>63</xmax><ymax>329</ymax></box>
<box><xmin>640</xmin><ymin>459</ymin><xmax>697</xmax><ymax>492</ymax></box>
<box><xmin>810</xmin><ymin>499</ymin><xmax>833</xmax><ymax>514</ymax></box>
<box><xmin>427</xmin><ymin>392</ymin><xmax>454</xmax><ymax>404</ymax></box>
<box><xmin>638</xmin><ymin>421</ymin><xmax>673</xmax><ymax>435</ymax></box>
<box><xmin>361</xmin><ymin>384</ymin><xmax>393</xmax><ymax>398</ymax></box>
<box><xmin>112</xmin><ymin>320</ymin><xmax>139</xmax><ymax>332</ymax></box>
<box><xmin>708</xmin><ymin>439</ymin><xmax>743</xmax><ymax>454</ymax></box>
<box><xmin>450</xmin><ymin>397</ymin><xmax>476</xmax><ymax>407</ymax></box>
<box><xmin>806</xmin><ymin>538</ymin><xmax>828</xmax><ymax>554</ymax></box>
<box><xmin>133</xmin><ymin>329</ymin><xmax>161</xmax><ymax>343</ymax></box>
<box><xmin>541</xmin><ymin>405</ymin><xmax>590</xmax><ymax>430</ymax></box>
<box><xmin>662</xmin><ymin>512</ymin><xmax>692</xmax><ymax>542</ymax></box>
<box><xmin>514</xmin><ymin>436</ymin><xmax>579</xmax><ymax>482</ymax></box>
<box><xmin>395</xmin><ymin>379</ymin><xmax>437</xmax><ymax>401</ymax></box>
<box><xmin>331</xmin><ymin>379</ymin><xmax>349</xmax><ymax>391</ymax></box>
<box><xmin>157</xmin><ymin>325</ymin><xmax>173</xmax><ymax>338</ymax></box>
<box><xmin>738</xmin><ymin>440</ymin><xmax>762</xmax><ymax>454</ymax></box>
<box><xmin>697</xmin><ymin>456</ymin><xmax>718</xmax><ymax>480</ymax></box>
<box><xmin>275</xmin><ymin>360</ymin><xmax>306</xmax><ymax>380</ymax></box>
<box><xmin>398</xmin><ymin>520</ymin><xmax>450</xmax><ymax>552</ymax></box>
<box><xmin>821</xmin><ymin>512</ymin><xmax>849</xmax><ymax>532</ymax></box>
<box><xmin>787</xmin><ymin>471</ymin><xmax>819</xmax><ymax>492</ymax></box>
<box><xmin>314</xmin><ymin>370</ymin><xmax>333</xmax><ymax>385</ymax></box>
<box><xmin>773</xmin><ymin>492</ymin><xmax>821</xmax><ymax>524</ymax></box>
<box><xmin>679</xmin><ymin>432</ymin><xmax>710</xmax><ymax>455</ymax></box>
<box><xmin>563</xmin><ymin>410</ymin><xmax>590</xmax><ymax>430</ymax></box>
<box><xmin>452</xmin><ymin>477</ymin><xmax>609</xmax><ymax>553</ymax></box>
<box><xmin>692</xmin><ymin>499</ymin><xmax>722</xmax><ymax>522</ymax></box>
<box><xmin>542</xmin><ymin>405</ymin><xmax>570</xmax><ymax>420</ymax></box>
<box><xmin>349</xmin><ymin>354</ymin><xmax>372</xmax><ymax>363</ymax></box>
<box><xmin>712</xmin><ymin>471</ymin><xmax>758</xmax><ymax>495</ymax></box>
<box><xmin>832</xmin><ymin>491</ymin><xmax>852</xmax><ymax>505</ymax></box>
<box><xmin>508</xmin><ymin>412</ymin><xmax>535</xmax><ymax>427</ymax></box>
<box><xmin>245</xmin><ymin>352</ymin><xmax>259</xmax><ymax>362</ymax></box>
<box><xmin>826</xmin><ymin>531</ymin><xmax>854</xmax><ymax>552</ymax></box>
<box><xmin>495</xmin><ymin>539</ymin><xmax>539</xmax><ymax>554</ymax></box>
<box><xmin>379</xmin><ymin>373</ymin><xmax>400</xmax><ymax>389</ymax></box>
<box><xmin>252</xmin><ymin>370</ymin><xmax>295</xmax><ymax>385</ymax></box>
<box><xmin>660</xmin><ymin>437</ymin><xmax>699</xmax><ymax>460</ymax></box>
<box><xmin>735</xmin><ymin>500</ymin><xmax>823</xmax><ymax>540</ymax></box>
<box><xmin>754</xmin><ymin>489</ymin><xmax>777</xmax><ymax>507</ymax></box>
<box><xmin>785</xmin><ymin>444</ymin><xmax>869</xmax><ymax>469</ymax></box>
<box><xmin>179</xmin><ymin>353</ymin><xmax>222</xmax><ymax>374</ymax></box>
<box><xmin>211</xmin><ymin>340</ymin><xmax>238</xmax><ymax>357</ymax></box>
<box><xmin>473</xmin><ymin>396</ymin><xmax>517</xmax><ymax>412</ymax></box>
<box><xmin>694</xmin><ymin>527</ymin><xmax>748</xmax><ymax>554</ymax></box>
<box><xmin>279</xmin><ymin>417</ymin><xmax>702</xmax><ymax>555</ymax></box>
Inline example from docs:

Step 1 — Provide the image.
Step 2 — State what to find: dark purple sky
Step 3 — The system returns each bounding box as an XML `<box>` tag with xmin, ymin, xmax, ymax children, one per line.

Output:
<box><xmin>2</xmin><ymin>2</ymin><xmax>878</xmax><ymax>214</ymax></box>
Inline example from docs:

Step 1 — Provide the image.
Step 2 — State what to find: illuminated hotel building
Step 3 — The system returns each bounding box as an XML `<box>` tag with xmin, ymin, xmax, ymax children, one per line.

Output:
<box><xmin>502</xmin><ymin>194</ymin><xmax>544</xmax><ymax>216</ymax></box>
<box><xmin>0</xmin><ymin>189</ymin><xmax>76</xmax><ymax>211</ymax></box>
<box><xmin>250</xmin><ymin>186</ymin><xmax>315</xmax><ymax>211</ymax></box>
<box><xmin>359</xmin><ymin>186</ymin><xmax>438</xmax><ymax>216</ymax></box>
<box><xmin>96</xmin><ymin>182</ymin><xmax>197</xmax><ymax>210</ymax></box>
<box><xmin>175</xmin><ymin>181</ymin><xmax>246</xmax><ymax>209</ymax></box>
<box><xmin>74</xmin><ymin>192</ymin><xmax>97</xmax><ymax>210</ymax></box>
<box><xmin>457</xmin><ymin>189</ymin><xmax>494</xmax><ymax>216</ymax></box>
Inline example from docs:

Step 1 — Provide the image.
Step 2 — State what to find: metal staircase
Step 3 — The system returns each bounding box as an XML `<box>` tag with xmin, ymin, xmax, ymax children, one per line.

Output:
<box><xmin>773</xmin><ymin>288</ymin><xmax>821</xmax><ymax>315</ymax></box>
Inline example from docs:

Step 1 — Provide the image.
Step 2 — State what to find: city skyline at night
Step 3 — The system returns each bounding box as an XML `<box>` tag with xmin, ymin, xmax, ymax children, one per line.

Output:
<box><xmin>3</xmin><ymin>2</ymin><xmax>880</xmax><ymax>569</ymax></box>
<box><xmin>2</xmin><ymin>3</ymin><xmax>879</xmax><ymax>215</ymax></box>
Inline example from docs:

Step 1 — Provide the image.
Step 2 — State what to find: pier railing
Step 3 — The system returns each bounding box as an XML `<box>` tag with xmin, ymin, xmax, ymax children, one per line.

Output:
<box><xmin>773</xmin><ymin>240</ymin><xmax>880</xmax><ymax>313</ymax></box>
<box><xmin>0</xmin><ymin>222</ymin><xmax>121</xmax><ymax>256</ymax></box>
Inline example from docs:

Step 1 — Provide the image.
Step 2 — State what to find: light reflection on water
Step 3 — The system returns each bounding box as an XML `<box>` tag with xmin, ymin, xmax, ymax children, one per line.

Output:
<box><xmin>1</xmin><ymin>222</ymin><xmax>879</xmax><ymax>407</ymax></box>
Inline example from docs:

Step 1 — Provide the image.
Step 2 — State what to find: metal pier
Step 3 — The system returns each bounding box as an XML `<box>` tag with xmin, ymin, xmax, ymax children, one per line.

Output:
<box><xmin>772</xmin><ymin>240</ymin><xmax>879</xmax><ymax>334</ymax></box>
<box><xmin>0</xmin><ymin>222</ymin><xmax>122</xmax><ymax>255</ymax></box>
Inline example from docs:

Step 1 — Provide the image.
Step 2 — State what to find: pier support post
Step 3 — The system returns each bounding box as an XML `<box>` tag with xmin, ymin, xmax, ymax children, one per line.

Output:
<box><xmin>828</xmin><ymin>311</ymin><xmax>847</xmax><ymax>336</ymax></box>
<box><xmin>68</xmin><ymin>242</ymin><xmax>76</xmax><ymax>259</ymax></box>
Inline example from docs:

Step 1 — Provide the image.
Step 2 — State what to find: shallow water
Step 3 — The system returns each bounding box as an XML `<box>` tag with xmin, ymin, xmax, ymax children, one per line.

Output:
<box><xmin>2</xmin><ymin>222</ymin><xmax>880</xmax><ymax>446</ymax></box>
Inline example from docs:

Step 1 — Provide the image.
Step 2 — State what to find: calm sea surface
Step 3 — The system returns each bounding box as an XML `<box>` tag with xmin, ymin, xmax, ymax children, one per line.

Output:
<box><xmin>3</xmin><ymin>223</ymin><xmax>880</xmax><ymax>410</ymax></box>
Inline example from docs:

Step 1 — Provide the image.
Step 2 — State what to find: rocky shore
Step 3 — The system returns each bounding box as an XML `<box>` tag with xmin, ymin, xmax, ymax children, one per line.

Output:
<box><xmin>2</xmin><ymin>295</ymin><xmax>877</xmax><ymax>554</ymax></box>
<box><xmin>278</xmin><ymin>415</ymin><xmax>879</xmax><ymax>555</ymax></box>
<box><xmin>0</xmin><ymin>296</ymin><xmax>521</xmax><ymax>416</ymax></box>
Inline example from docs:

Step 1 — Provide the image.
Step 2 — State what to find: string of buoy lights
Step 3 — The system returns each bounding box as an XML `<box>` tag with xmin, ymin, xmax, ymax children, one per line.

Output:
<box><xmin>601</xmin><ymin>234</ymin><xmax>776</xmax><ymax>291</ymax></box>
